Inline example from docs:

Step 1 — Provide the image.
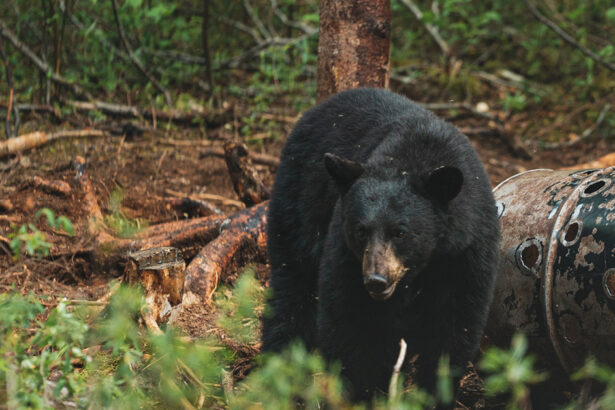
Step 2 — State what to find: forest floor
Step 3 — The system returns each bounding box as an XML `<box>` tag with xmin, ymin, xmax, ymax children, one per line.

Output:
<box><xmin>0</xmin><ymin>86</ymin><xmax>612</xmax><ymax>408</ymax></box>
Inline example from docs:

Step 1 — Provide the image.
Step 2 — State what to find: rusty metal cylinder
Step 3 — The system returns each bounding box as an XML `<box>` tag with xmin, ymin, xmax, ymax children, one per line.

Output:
<box><xmin>486</xmin><ymin>167</ymin><xmax>615</xmax><ymax>373</ymax></box>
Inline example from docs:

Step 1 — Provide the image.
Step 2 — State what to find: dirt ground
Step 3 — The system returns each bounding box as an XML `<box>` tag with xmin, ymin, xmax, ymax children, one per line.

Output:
<box><xmin>0</xmin><ymin>89</ymin><xmax>613</xmax><ymax>408</ymax></box>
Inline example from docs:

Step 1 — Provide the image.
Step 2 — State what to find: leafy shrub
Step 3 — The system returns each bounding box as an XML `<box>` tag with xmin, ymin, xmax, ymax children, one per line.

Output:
<box><xmin>8</xmin><ymin>208</ymin><xmax>74</xmax><ymax>259</ymax></box>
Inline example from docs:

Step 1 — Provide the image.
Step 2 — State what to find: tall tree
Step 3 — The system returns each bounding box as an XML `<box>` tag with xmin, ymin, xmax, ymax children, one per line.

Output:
<box><xmin>316</xmin><ymin>0</ymin><xmax>391</xmax><ymax>101</ymax></box>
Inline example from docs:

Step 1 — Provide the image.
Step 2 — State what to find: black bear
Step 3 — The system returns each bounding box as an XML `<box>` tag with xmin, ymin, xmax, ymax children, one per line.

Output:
<box><xmin>261</xmin><ymin>88</ymin><xmax>500</xmax><ymax>400</ymax></box>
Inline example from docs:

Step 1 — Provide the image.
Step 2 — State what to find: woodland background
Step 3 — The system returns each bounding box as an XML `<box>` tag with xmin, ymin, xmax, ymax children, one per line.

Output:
<box><xmin>1</xmin><ymin>0</ymin><xmax>615</xmax><ymax>408</ymax></box>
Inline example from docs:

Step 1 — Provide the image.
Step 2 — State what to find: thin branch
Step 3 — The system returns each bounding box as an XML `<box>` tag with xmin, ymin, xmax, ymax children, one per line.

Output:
<box><xmin>0</xmin><ymin>102</ymin><xmax>61</xmax><ymax>120</ymax></box>
<box><xmin>524</xmin><ymin>0</ymin><xmax>615</xmax><ymax>72</ymax></box>
<box><xmin>201</xmin><ymin>0</ymin><xmax>214</xmax><ymax>91</ymax></box>
<box><xmin>109</xmin><ymin>0</ymin><xmax>172</xmax><ymax>106</ymax></box>
<box><xmin>59</xmin><ymin>0</ymin><xmax>131</xmax><ymax>65</ymax></box>
<box><xmin>542</xmin><ymin>104</ymin><xmax>611</xmax><ymax>149</ymax></box>
<box><xmin>242</xmin><ymin>0</ymin><xmax>271</xmax><ymax>40</ymax></box>
<box><xmin>0</xmin><ymin>18</ymin><xmax>93</xmax><ymax>100</ymax></box>
<box><xmin>398</xmin><ymin>0</ymin><xmax>450</xmax><ymax>57</ymax></box>
<box><xmin>0</xmin><ymin>33</ymin><xmax>19</xmax><ymax>138</ymax></box>
<box><xmin>388</xmin><ymin>338</ymin><xmax>408</xmax><ymax>402</ymax></box>
<box><xmin>219</xmin><ymin>17</ymin><xmax>263</xmax><ymax>43</ymax></box>
<box><xmin>269</xmin><ymin>0</ymin><xmax>317</xmax><ymax>36</ymax></box>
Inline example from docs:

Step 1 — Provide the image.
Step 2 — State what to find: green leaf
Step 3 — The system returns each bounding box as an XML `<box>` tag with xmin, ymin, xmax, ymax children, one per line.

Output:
<box><xmin>606</xmin><ymin>7</ymin><xmax>615</xmax><ymax>22</ymax></box>
<box><xmin>36</xmin><ymin>208</ymin><xmax>56</xmax><ymax>228</ymax></box>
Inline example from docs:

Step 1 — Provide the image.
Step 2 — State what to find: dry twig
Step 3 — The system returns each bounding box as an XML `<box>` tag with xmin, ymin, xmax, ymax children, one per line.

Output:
<box><xmin>398</xmin><ymin>0</ymin><xmax>450</xmax><ymax>57</ymax></box>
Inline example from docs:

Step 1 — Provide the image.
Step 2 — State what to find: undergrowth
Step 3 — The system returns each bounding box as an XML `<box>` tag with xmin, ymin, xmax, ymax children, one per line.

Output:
<box><xmin>0</xmin><ymin>269</ymin><xmax>611</xmax><ymax>409</ymax></box>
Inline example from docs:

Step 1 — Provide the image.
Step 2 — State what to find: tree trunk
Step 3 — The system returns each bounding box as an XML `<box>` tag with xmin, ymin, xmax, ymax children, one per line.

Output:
<box><xmin>316</xmin><ymin>0</ymin><xmax>391</xmax><ymax>101</ymax></box>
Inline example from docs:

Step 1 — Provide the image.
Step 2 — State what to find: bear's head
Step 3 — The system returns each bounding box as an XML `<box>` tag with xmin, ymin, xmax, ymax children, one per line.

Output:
<box><xmin>324</xmin><ymin>153</ymin><xmax>463</xmax><ymax>301</ymax></box>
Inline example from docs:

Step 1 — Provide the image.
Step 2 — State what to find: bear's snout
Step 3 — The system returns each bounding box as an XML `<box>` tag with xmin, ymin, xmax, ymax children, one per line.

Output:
<box><xmin>364</xmin><ymin>274</ymin><xmax>389</xmax><ymax>294</ymax></box>
<box><xmin>362</xmin><ymin>240</ymin><xmax>407</xmax><ymax>300</ymax></box>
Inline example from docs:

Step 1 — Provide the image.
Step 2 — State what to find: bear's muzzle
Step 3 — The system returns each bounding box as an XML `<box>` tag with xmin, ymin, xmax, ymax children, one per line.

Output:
<box><xmin>362</xmin><ymin>240</ymin><xmax>408</xmax><ymax>300</ymax></box>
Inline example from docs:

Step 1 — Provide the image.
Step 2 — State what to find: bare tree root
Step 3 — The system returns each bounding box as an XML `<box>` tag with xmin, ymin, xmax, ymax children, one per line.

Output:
<box><xmin>182</xmin><ymin>201</ymin><xmax>268</xmax><ymax>307</ymax></box>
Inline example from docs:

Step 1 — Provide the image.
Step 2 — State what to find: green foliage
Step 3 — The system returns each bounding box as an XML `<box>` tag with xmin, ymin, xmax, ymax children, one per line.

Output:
<box><xmin>0</xmin><ymin>295</ymin><xmax>87</xmax><ymax>408</ymax></box>
<box><xmin>8</xmin><ymin>208</ymin><xmax>73</xmax><ymax>259</ymax></box>
<box><xmin>571</xmin><ymin>358</ymin><xmax>615</xmax><ymax>409</ymax></box>
<box><xmin>4</xmin><ymin>280</ymin><xmax>615</xmax><ymax>409</ymax></box>
<box><xmin>481</xmin><ymin>333</ymin><xmax>547</xmax><ymax>409</ymax></box>
<box><xmin>104</xmin><ymin>188</ymin><xmax>147</xmax><ymax>238</ymax></box>
<box><xmin>231</xmin><ymin>343</ymin><xmax>349</xmax><ymax>409</ymax></box>
<box><xmin>501</xmin><ymin>92</ymin><xmax>528</xmax><ymax>113</ymax></box>
<box><xmin>214</xmin><ymin>267</ymin><xmax>266</xmax><ymax>345</ymax></box>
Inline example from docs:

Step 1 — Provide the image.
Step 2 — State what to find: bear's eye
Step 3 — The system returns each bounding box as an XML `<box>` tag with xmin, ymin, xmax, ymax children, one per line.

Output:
<box><xmin>395</xmin><ymin>229</ymin><xmax>406</xmax><ymax>239</ymax></box>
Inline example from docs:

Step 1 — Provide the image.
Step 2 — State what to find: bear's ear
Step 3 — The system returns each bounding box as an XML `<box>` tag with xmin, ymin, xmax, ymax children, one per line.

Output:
<box><xmin>425</xmin><ymin>166</ymin><xmax>463</xmax><ymax>204</ymax></box>
<box><xmin>324</xmin><ymin>153</ymin><xmax>364</xmax><ymax>193</ymax></box>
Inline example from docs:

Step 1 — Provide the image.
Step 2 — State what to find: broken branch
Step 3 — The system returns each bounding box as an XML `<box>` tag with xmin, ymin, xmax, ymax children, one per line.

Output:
<box><xmin>223</xmin><ymin>140</ymin><xmax>270</xmax><ymax>206</ymax></box>
<box><xmin>182</xmin><ymin>201</ymin><xmax>268</xmax><ymax>306</ymax></box>
<box><xmin>0</xmin><ymin>129</ymin><xmax>108</xmax><ymax>158</ymax></box>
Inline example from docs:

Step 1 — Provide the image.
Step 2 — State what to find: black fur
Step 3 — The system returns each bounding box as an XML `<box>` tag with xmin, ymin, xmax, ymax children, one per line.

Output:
<box><xmin>261</xmin><ymin>88</ymin><xmax>500</xmax><ymax>400</ymax></box>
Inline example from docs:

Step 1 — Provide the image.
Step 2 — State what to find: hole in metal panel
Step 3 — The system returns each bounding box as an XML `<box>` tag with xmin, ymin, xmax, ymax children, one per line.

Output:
<box><xmin>561</xmin><ymin>220</ymin><xmax>582</xmax><ymax>247</ymax></box>
<box><xmin>581</xmin><ymin>179</ymin><xmax>609</xmax><ymax>197</ymax></box>
<box><xmin>515</xmin><ymin>238</ymin><xmax>543</xmax><ymax>276</ymax></box>
<box><xmin>521</xmin><ymin>244</ymin><xmax>539</xmax><ymax>269</ymax></box>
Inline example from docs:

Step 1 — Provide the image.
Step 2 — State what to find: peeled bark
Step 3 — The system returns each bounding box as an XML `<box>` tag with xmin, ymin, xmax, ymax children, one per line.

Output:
<box><xmin>316</xmin><ymin>0</ymin><xmax>391</xmax><ymax>101</ymax></box>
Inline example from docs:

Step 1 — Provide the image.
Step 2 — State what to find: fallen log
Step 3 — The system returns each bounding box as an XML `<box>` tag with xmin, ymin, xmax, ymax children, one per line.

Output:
<box><xmin>182</xmin><ymin>201</ymin><xmax>268</xmax><ymax>307</ymax></box>
<box><xmin>0</xmin><ymin>129</ymin><xmax>108</xmax><ymax>158</ymax></box>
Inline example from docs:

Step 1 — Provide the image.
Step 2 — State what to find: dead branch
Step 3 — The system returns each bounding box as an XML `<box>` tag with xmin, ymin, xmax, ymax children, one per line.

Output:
<box><xmin>165</xmin><ymin>188</ymin><xmax>245</xmax><ymax>209</ymax></box>
<box><xmin>182</xmin><ymin>201</ymin><xmax>268</xmax><ymax>307</ymax></box>
<box><xmin>541</xmin><ymin>104</ymin><xmax>611</xmax><ymax>149</ymax></box>
<box><xmin>58</xmin><ymin>0</ymin><xmax>131</xmax><ymax>66</ymax></box>
<box><xmin>69</xmin><ymin>100</ymin><xmax>233</xmax><ymax>128</ymax></box>
<box><xmin>200</xmin><ymin>146</ymin><xmax>280</xmax><ymax>167</ymax></box>
<box><xmin>0</xmin><ymin>102</ymin><xmax>61</xmax><ymax>120</ymax></box>
<box><xmin>68</xmin><ymin>157</ymin><xmax>228</xmax><ymax>265</ymax></box>
<box><xmin>524</xmin><ymin>0</ymin><xmax>615</xmax><ymax>72</ymax></box>
<box><xmin>0</xmin><ymin>19</ymin><xmax>93</xmax><ymax>100</ymax></box>
<box><xmin>109</xmin><ymin>0</ymin><xmax>172</xmax><ymax>106</ymax></box>
<box><xmin>269</xmin><ymin>0</ymin><xmax>317</xmax><ymax>36</ymax></box>
<box><xmin>398</xmin><ymin>0</ymin><xmax>450</xmax><ymax>57</ymax></box>
<box><xmin>223</xmin><ymin>140</ymin><xmax>270</xmax><ymax>206</ymax></box>
<box><xmin>0</xmin><ymin>129</ymin><xmax>108</xmax><ymax>158</ymax></box>
<box><xmin>242</xmin><ymin>0</ymin><xmax>271</xmax><ymax>40</ymax></box>
<box><xmin>29</xmin><ymin>176</ymin><xmax>71</xmax><ymax>196</ymax></box>
<box><xmin>159</xmin><ymin>195</ymin><xmax>224</xmax><ymax>216</ymax></box>
<box><xmin>389</xmin><ymin>338</ymin><xmax>408</xmax><ymax>401</ymax></box>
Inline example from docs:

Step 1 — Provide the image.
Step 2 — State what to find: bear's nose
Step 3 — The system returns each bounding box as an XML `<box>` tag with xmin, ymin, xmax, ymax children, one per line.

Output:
<box><xmin>364</xmin><ymin>274</ymin><xmax>388</xmax><ymax>294</ymax></box>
